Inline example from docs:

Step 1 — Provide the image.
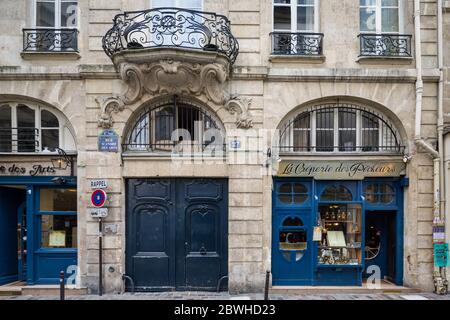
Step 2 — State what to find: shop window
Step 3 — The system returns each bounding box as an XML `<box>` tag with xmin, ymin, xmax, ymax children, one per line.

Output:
<box><xmin>278</xmin><ymin>103</ymin><xmax>404</xmax><ymax>154</ymax></box>
<box><xmin>317</xmin><ymin>204</ymin><xmax>362</xmax><ymax>265</ymax></box>
<box><xmin>41</xmin><ymin>214</ymin><xmax>77</xmax><ymax>248</ymax></box>
<box><xmin>365</xmin><ymin>183</ymin><xmax>395</xmax><ymax>204</ymax></box>
<box><xmin>277</xmin><ymin>182</ymin><xmax>308</xmax><ymax>205</ymax></box>
<box><xmin>283</xmin><ymin>217</ymin><xmax>304</xmax><ymax>227</ymax></box>
<box><xmin>40</xmin><ymin>188</ymin><xmax>77</xmax><ymax>212</ymax></box>
<box><xmin>0</xmin><ymin>102</ymin><xmax>75</xmax><ymax>153</ymax></box>
<box><xmin>320</xmin><ymin>185</ymin><xmax>352</xmax><ymax>202</ymax></box>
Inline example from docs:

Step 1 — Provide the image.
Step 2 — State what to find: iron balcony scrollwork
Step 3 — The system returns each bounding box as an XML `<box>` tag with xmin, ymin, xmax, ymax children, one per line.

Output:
<box><xmin>358</xmin><ymin>33</ymin><xmax>412</xmax><ymax>57</ymax></box>
<box><xmin>23</xmin><ymin>28</ymin><xmax>79</xmax><ymax>52</ymax></box>
<box><xmin>102</xmin><ymin>7</ymin><xmax>239</xmax><ymax>64</ymax></box>
<box><xmin>271</xmin><ymin>32</ymin><xmax>324</xmax><ymax>56</ymax></box>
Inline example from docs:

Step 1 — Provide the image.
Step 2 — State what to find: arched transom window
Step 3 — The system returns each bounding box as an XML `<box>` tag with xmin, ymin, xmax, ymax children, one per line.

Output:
<box><xmin>278</xmin><ymin>103</ymin><xmax>404</xmax><ymax>153</ymax></box>
<box><xmin>124</xmin><ymin>99</ymin><xmax>225</xmax><ymax>153</ymax></box>
<box><xmin>0</xmin><ymin>102</ymin><xmax>76</xmax><ymax>153</ymax></box>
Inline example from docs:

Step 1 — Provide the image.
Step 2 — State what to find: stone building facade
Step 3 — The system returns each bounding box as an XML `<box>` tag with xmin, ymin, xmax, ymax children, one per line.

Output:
<box><xmin>0</xmin><ymin>0</ymin><xmax>448</xmax><ymax>294</ymax></box>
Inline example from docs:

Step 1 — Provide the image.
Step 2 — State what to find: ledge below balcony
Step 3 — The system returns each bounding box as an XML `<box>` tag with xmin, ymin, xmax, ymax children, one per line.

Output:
<box><xmin>269</xmin><ymin>54</ymin><xmax>326</xmax><ymax>64</ymax></box>
<box><xmin>356</xmin><ymin>55</ymin><xmax>413</xmax><ymax>65</ymax></box>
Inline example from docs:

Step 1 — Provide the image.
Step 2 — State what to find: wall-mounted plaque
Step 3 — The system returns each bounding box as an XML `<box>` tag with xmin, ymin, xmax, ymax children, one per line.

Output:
<box><xmin>98</xmin><ymin>129</ymin><xmax>119</xmax><ymax>152</ymax></box>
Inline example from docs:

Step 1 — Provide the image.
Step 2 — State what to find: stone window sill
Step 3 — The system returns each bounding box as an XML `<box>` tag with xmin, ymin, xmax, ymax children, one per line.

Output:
<box><xmin>21</xmin><ymin>51</ymin><xmax>81</xmax><ymax>61</ymax></box>
<box><xmin>356</xmin><ymin>56</ymin><xmax>413</xmax><ymax>65</ymax></box>
<box><xmin>269</xmin><ymin>54</ymin><xmax>326</xmax><ymax>64</ymax></box>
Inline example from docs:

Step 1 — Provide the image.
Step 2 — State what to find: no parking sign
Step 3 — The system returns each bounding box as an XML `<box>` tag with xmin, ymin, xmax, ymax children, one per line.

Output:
<box><xmin>91</xmin><ymin>189</ymin><xmax>107</xmax><ymax>208</ymax></box>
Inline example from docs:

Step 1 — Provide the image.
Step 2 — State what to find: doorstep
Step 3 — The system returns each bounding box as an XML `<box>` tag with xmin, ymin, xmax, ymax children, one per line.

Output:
<box><xmin>270</xmin><ymin>284</ymin><xmax>420</xmax><ymax>295</ymax></box>
<box><xmin>0</xmin><ymin>283</ymin><xmax>88</xmax><ymax>296</ymax></box>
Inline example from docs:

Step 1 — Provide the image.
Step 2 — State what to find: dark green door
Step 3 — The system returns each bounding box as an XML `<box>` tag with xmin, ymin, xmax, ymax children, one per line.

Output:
<box><xmin>126</xmin><ymin>178</ymin><xmax>228</xmax><ymax>291</ymax></box>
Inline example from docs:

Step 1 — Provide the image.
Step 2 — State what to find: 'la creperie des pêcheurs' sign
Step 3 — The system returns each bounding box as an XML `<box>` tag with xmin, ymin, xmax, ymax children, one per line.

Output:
<box><xmin>277</xmin><ymin>160</ymin><xmax>406</xmax><ymax>180</ymax></box>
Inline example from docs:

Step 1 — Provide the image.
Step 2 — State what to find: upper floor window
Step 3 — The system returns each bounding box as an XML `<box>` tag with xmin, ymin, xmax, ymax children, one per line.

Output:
<box><xmin>278</xmin><ymin>103</ymin><xmax>404</xmax><ymax>154</ymax></box>
<box><xmin>151</xmin><ymin>0</ymin><xmax>202</xmax><ymax>10</ymax></box>
<box><xmin>272</xmin><ymin>1</ymin><xmax>322</xmax><ymax>56</ymax></box>
<box><xmin>0</xmin><ymin>102</ymin><xmax>76</xmax><ymax>153</ymax></box>
<box><xmin>24</xmin><ymin>0</ymin><xmax>78</xmax><ymax>52</ymax></box>
<box><xmin>273</xmin><ymin>0</ymin><xmax>318</xmax><ymax>33</ymax></box>
<box><xmin>360</xmin><ymin>0</ymin><xmax>402</xmax><ymax>34</ymax></box>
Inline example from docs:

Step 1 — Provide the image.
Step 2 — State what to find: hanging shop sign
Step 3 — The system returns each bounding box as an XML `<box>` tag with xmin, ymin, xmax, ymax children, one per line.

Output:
<box><xmin>434</xmin><ymin>243</ymin><xmax>449</xmax><ymax>267</ymax></box>
<box><xmin>91</xmin><ymin>189</ymin><xmax>107</xmax><ymax>208</ymax></box>
<box><xmin>277</xmin><ymin>160</ymin><xmax>406</xmax><ymax>180</ymax></box>
<box><xmin>98</xmin><ymin>129</ymin><xmax>119</xmax><ymax>152</ymax></box>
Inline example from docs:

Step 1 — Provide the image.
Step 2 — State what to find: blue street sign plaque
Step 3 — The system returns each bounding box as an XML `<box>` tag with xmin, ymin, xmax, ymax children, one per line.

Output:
<box><xmin>98</xmin><ymin>129</ymin><xmax>119</xmax><ymax>152</ymax></box>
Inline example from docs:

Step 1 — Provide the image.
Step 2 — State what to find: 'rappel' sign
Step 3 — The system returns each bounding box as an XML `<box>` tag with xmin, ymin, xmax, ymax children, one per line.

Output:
<box><xmin>91</xmin><ymin>189</ymin><xmax>107</xmax><ymax>208</ymax></box>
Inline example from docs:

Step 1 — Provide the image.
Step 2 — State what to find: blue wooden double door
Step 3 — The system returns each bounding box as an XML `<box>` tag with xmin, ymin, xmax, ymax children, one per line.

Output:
<box><xmin>126</xmin><ymin>178</ymin><xmax>228</xmax><ymax>292</ymax></box>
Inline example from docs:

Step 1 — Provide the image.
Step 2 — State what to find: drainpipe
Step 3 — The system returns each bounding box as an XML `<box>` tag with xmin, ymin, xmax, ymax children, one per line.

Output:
<box><xmin>437</xmin><ymin>0</ymin><xmax>448</xmax><ymax>291</ymax></box>
<box><xmin>414</xmin><ymin>0</ymin><xmax>447</xmax><ymax>294</ymax></box>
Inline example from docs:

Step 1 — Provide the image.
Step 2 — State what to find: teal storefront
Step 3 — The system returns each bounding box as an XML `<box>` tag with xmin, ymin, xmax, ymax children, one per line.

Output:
<box><xmin>272</xmin><ymin>160</ymin><xmax>407</xmax><ymax>286</ymax></box>
<box><xmin>0</xmin><ymin>171</ymin><xmax>77</xmax><ymax>285</ymax></box>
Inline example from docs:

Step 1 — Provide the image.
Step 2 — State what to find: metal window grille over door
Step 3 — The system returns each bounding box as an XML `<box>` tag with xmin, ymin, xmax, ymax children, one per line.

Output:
<box><xmin>123</xmin><ymin>99</ymin><xmax>226</xmax><ymax>154</ymax></box>
<box><xmin>277</xmin><ymin>103</ymin><xmax>404</xmax><ymax>154</ymax></box>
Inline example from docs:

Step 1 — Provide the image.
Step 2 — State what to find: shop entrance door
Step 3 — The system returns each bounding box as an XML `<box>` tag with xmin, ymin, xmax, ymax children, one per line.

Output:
<box><xmin>364</xmin><ymin>211</ymin><xmax>396</xmax><ymax>282</ymax></box>
<box><xmin>0</xmin><ymin>187</ymin><xmax>26</xmax><ymax>285</ymax></box>
<box><xmin>126</xmin><ymin>178</ymin><xmax>228</xmax><ymax>291</ymax></box>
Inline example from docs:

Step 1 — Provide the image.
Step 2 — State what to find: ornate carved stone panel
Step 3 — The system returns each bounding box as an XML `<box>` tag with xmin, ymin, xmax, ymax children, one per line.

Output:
<box><xmin>96</xmin><ymin>48</ymin><xmax>253</xmax><ymax>129</ymax></box>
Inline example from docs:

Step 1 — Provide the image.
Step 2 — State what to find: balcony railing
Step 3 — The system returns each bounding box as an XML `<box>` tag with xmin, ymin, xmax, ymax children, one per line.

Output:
<box><xmin>0</xmin><ymin>128</ymin><xmax>40</xmax><ymax>153</ymax></box>
<box><xmin>102</xmin><ymin>7</ymin><xmax>239</xmax><ymax>64</ymax></box>
<box><xmin>358</xmin><ymin>33</ymin><xmax>412</xmax><ymax>57</ymax></box>
<box><xmin>271</xmin><ymin>32</ymin><xmax>324</xmax><ymax>56</ymax></box>
<box><xmin>23</xmin><ymin>28</ymin><xmax>79</xmax><ymax>52</ymax></box>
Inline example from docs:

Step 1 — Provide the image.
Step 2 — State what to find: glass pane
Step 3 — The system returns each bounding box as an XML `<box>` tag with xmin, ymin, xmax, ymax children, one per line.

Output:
<box><xmin>17</xmin><ymin>105</ymin><xmax>36</xmax><ymax>152</ymax></box>
<box><xmin>0</xmin><ymin>105</ymin><xmax>12</xmax><ymax>152</ymax></box>
<box><xmin>152</xmin><ymin>0</ymin><xmax>176</xmax><ymax>7</ymax></box>
<box><xmin>274</xmin><ymin>6</ymin><xmax>291</xmax><ymax>30</ymax></box>
<box><xmin>382</xmin><ymin>0</ymin><xmax>398</xmax><ymax>6</ymax></box>
<box><xmin>41</xmin><ymin>110</ymin><xmax>59</xmax><ymax>127</ymax></box>
<box><xmin>275</xmin><ymin>0</ymin><xmax>291</xmax><ymax>3</ymax></box>
<box><xmin>40</xmin><ymin>189</ymin><xmax>77</xmax><ymax>212</ymax></box>
<box><xmin>379</xmin><ymin>184</ymin><xmax>394</xmax><ymax>193</ymax></box>
<box><xmin>360</xmin><ymin>7</ymin><xmax>376</xmax><ymax>32</ymax></box>
<box><xmin>316</xmin><ymin>109</ymin><xmax>334</xmax><ymax>129</ymax></box>
<box><xmin>42</xmin><ymin>129</ymin><xmax>59</xmax><ymax>151</ymax></box>
<box><xmin>338</xmin><ymin>110</ymin><xmax>356</xmax><ymax>152</ymax></box>
<box><xmin>360</xmin><ymin>0</ymin><xmax>377</xmax><ymax>5</ymax></box>
<box><xmin>299</xmin><ymin>0</ymin><xmax>314</xmax><ymax>4</ymax></box>
<box><xmin>365</xmin><ymin>184</ymin><xmax>378</xmax><ymax>193</ymax></box>
<box><xmin>294</xmin><ymin>194</ymin><xmax>308</xmax><ymax>204</ymax></box>
<box><xmin>380</xmin><ymin>194</ymin><xmax>394</xmax><ymax>203</ymax></box>
<box><xmin>321</xmin><ymin>185</ymin><xmax>352</xmax><ymax>201</ymax></box>
<box><xmin>297</xmin><ymin>6</ymin><xmax>314</xmax><ymax>32</ymax></box>
<box><xmin>316</xmin><ymin>130</ymin><xmax>334</xmax><ymax>152</ymax></box>
<box><xmin>155</xmin><ymin>107</ymin><xmax>175</xmax><ymax>142</ymax></box>
<box><xmin>279</xmin><ymin>230</ymin><xmax>307</xmax><ymax>250</ymax></box>
<box><xmin>318</xmin><ymin>204</ymin><xmax>362</xmax><ymax>265</ymax></box>
<box><xmin>41</xmin><ymin>215</ymin><xmax>77</xmax><ymax>248</ymax></box>
<box><xmin>61</xmin><ymin>2</ymin><xmax>78</xmax><ymax>27</ymax></box>
<box><xmin>293</xmin><ymin>183</ymin><xmax>308</xmax><ymax>193</ymax></box>
<box><xmin>279</xmin><ymin>183</ymin><xmax>292</xmax><ymax>193</ymax></box>
<box><xmin>36</xmin><ymin>1</ymin><xmax>56</xmax><ymax>27</ymax></box>
<box><xmin>283</xmin><ymin>217</ymin><xmax>304</xmax><ymax>226</ymax></box>
<box><xmin>279</xmin><ymin>194</ymin><xmax>292</xmax><ymax>204</ymax></box>
<box><xmin>293</xmin><ymin>113</ymin><xmax>310</xmax><ymax>151</ymax></box>
<box><xmin>382</xmin><ymin>8</ymin><xmax>399</xmax><ymax>32</ymax></box>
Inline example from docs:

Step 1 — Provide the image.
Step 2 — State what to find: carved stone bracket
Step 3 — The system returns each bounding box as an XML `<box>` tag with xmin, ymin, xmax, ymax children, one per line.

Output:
<box><xmin>225</xmin><ymin>96</ymin><xmax>254</xmax><ymax>129</ymax></box>
<box><xmin>96</xmin><ymin>49</ymin><xmax>254</xmax><ymax>129</ymax></box>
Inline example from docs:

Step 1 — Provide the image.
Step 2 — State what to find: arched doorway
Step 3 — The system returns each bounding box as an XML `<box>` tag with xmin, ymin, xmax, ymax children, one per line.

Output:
<box><xmin>271</xmin><ymin>100</ymin><xmax>406</xmax><ymax>286</ymax></box>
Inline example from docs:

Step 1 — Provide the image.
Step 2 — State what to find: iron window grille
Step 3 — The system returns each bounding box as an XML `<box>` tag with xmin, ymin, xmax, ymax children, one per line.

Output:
<box><xmin>0</xmin><ymin>128</ymin><xmax>40</xmax><ymax>153</ymax></box>
<box><xmin>277</xmin><ymin>104</ymin><xmax>404</xmax><ymax>154</ymax></box>
<box><xmin>23</xmin><ymin>28</ymin><xmax>79</xmax><ymax>52</ymax></box>
<box><xmin>123</xmin><ymin>98</ymin><xmax>226</xmax><ymax>156</ymax></box>
<box><xmin>358</xmin><ymin>33</ymin><xmax>412</xmax><ymax>57</ymax></box>
<box><xmin>102</xmin><ymin>7</ymin><xmax>239</xmax><ymax>64</ymax></box>
<box><xmin>271</xmin><ymin>32</ymin><xmax>323</xmax><ymax>55</ymax></box>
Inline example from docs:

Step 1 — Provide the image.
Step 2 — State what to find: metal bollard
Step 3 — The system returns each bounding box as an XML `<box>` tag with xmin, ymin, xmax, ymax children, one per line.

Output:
<box><xmin>264</xmin><ymin>270</ymin><xmax>270</xmax><ymax>300</ymax></box>
<box><xmin>59</xmin><ymin>271</ymin><xmax>65</xmax><ymax>301</ymax></box>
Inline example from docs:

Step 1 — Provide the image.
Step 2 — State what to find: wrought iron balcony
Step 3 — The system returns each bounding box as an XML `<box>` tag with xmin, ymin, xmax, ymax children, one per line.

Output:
<box><xmin>23</xmin><ymin>28</ymin><xmax>78</xmax><ymax>52</ymax></box>
<box><xmin>102</xmin><ymin>7</ymin><xmax>239</xmax><ymax>64</ymax></box>
<box><xmin>271</xmin><ymin>32</ymin><xmax>324</xmax><ymax>56</ymax></box>
<box><xmin>358</xmin><ymin>33</ymin><xmax>412</xmax><ymax>57</ymax></box>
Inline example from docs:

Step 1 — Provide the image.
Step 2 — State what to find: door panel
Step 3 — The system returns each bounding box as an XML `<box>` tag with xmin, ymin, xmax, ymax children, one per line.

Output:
<box><xmin>126</xmin><ymin>178</ymin><xmax>228</xmax><ymax>291</ymax></box>
<box><xmin>0</xmin><ymin>187</ymin><xmax>25</xmax><ymax>285</ymax></box>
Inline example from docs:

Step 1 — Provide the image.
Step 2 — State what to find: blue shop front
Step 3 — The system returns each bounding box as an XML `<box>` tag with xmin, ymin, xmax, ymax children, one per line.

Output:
<box><xmin>272</xmin><ymin>160</ymin><xmax>407</xmax><ymax>286</ymax></box>
<box><xmin>0</xmin><ymin>156</ymin><xmax>77</xmax><ymax>285</ymax></box>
